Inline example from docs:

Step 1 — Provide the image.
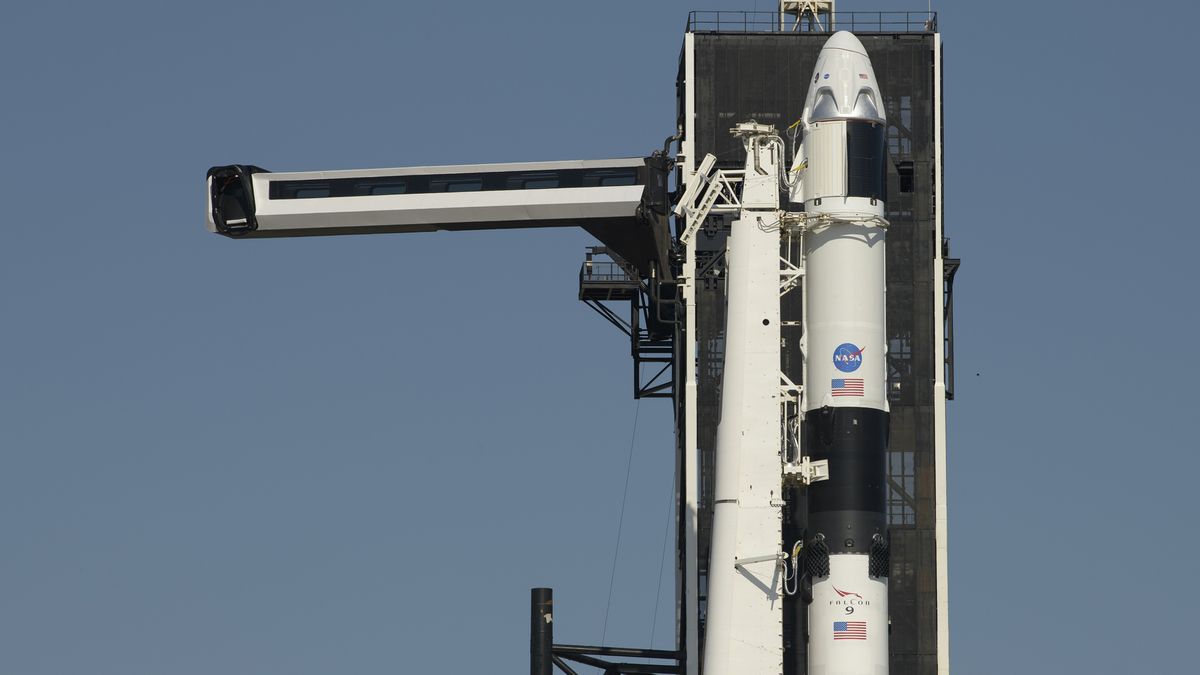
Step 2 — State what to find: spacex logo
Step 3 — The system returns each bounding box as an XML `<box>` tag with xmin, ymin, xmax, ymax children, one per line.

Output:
<box><xmin>832</xmin><ymin>343</ymin><xmax>865</xmax><ymax>373</ymax></box>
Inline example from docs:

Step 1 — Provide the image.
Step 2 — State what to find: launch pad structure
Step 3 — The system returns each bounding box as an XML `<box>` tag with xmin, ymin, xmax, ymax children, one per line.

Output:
<box><xmin>676</xmin><ymin>13</ymin><xmax>954</xmax><ymax>675</ymax></box>
<box><xmin>205</xmin><ymin>5</ymin><xmax>956</xmax><ymax>675</ymax></box>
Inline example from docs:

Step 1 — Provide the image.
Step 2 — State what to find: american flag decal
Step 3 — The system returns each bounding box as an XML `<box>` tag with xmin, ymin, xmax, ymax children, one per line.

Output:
<box><xmin>834</xmin><ymin>621</ymin><xmax>867</xmax><ymax>640</ymax></box>
<box><xmin>831</xmin><ymin>378</ymin><xmax>865</xmax><ymax>396</ymax></box>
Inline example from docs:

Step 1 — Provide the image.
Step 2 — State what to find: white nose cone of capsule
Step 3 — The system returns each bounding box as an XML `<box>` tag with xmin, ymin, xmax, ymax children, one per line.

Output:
<box><xmin>802</xmin><ymin>31</ymin><xmax>886</xmax><ymax>125</ymax></box>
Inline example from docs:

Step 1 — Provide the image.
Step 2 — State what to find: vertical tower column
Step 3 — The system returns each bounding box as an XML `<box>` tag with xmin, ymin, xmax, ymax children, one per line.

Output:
<box><xmin>531</xmin><ymin>588</ymin><xmax>553</xmax><ymax>675</ymax></box>
<box><xmin>701</xmin><ymin>123</ymin><xmax>786</xmax><ymax>675</ymax></box>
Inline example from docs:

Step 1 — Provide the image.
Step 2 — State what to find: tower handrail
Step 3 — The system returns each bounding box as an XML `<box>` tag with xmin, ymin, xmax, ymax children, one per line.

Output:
<box><xmin>686</xmin><ymin>10</ymin><xmax>937</xmax><ymax>34</ymax></box>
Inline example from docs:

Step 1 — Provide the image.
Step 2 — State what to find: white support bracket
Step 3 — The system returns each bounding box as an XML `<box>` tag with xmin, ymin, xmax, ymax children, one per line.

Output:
<box><xmin>675</xmin><ymin>153</ymin><xmax>744</xmax><ymax>247</ymax></box>
<box><xmin>780</xmin><ymin>371</ymin><xmax>802</xmax><ymax>397</ymax></box>
<box><xmin>674</xmin><ymin>153</ymin><xmax>716</xmax><ymax>219</ymax></box>
<box><xmin>780</xmin><ymin>255</ymin><xmax>804</xmax><ymax>296</ymax></box>
<box><xmin>783</xmin><ymin>456</ymin><xmax>829</xmax><ymax>485</ymax></box>
<box><xmin>780</xmin><ymin>1</ymin><xmax>835</xmax><ymax>32</ymax></box>
<box><xmin>780</xmin><ymin>372</ymin><xmax>805</xmax><ymax>473</ymax></box>
<box><xmin>733</xmin><ymin>551</ymin><xmax>788</xmax><ymax>569</ymax></box>
<box><xmin>780</xmin><ymin>373</ymin><xmax>804</xmax><ymax>425</ymax></box>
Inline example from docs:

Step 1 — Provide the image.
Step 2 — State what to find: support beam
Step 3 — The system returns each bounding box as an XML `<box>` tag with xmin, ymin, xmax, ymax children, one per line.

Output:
<box><xmin>532</xmin><ymin>588</ymin><xmax>553</xmax><ymax>675</ymax></box>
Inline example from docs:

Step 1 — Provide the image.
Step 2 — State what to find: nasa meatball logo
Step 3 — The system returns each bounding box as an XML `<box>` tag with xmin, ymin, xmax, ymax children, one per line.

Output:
<box><xmin>832</xmin><ymin>343</ymin><xmax>865</xmax><ymax>373</ymax></box>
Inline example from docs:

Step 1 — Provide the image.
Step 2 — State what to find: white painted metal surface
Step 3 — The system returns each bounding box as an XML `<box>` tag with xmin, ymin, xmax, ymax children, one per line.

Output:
<box><xmin>251</xmin><ymin>184</ymin><xmax>643</xmax><ymax>233</ymax></box>
<box><xmin>799</xmin><ymin>121</ymin><xmax>847</xmax><ymax>203</ymax></box>
<box><xmin>701</xmin><ymin>124</ymin><xmax>786</xmax><ymax>675</ymax></box>
<box><xmin>802</xmin><ymin>208</ymin><xmax>887</xmax><ymax>411</ymax></box>
<box><xmin>801</xmin><ymin>31</ymin><xmax>884</xmax><ymax>125</ymax></box>
<box><xmin>931</xmin><ymin>31</ymin><xmax>951</xmax><ymax>675</ymax></box>
<box><xmin>681</xmin><ymin>31</ymin><xmax>701</xmax><ymax>675</ymax></box>
<box><xmin>808</xmin><ymin>556</ymin><xmax>888</xmax><ymax>674</ymax></box>
<box><xmin>675</xmin><ymin>154</ymin><xmax>744</xmax><ymax>247</ymax></box>
<box><xmin>206</xmin><ymin>158</ymin><xmax>646</xmax><ymax>236</ymax></box>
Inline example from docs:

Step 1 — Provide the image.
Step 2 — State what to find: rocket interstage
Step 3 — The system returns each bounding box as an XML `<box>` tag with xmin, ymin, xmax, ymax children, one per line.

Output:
<box><xmin>792</xmin><ymin>31</ymin><xmax>890</xmax><ymax>675</ymax></box>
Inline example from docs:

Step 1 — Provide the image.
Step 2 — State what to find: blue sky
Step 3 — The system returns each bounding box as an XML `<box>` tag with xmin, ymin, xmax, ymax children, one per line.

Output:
<box><xmin>2</xmin><ymin>1</ymin><xmax>1197</xmax><ymax>674</ymax></box>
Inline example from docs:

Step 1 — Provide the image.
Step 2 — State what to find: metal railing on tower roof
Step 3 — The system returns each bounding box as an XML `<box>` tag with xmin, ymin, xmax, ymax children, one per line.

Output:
<box><xmin>686</xmin><ymin>10</ymin><xmax>937</xmax><ymax>34</ymax></box>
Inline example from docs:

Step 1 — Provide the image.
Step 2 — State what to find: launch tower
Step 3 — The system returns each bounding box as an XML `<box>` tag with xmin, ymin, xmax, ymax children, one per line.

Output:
<box><xmin>204</xmin><ymin>5</ymin><xmax>955</xmax><ymax>675</ymax></box>
<box><xmin>673</xmin><ymin>11</ymin><xmax>954</xmax><ymax>675</ymax></box>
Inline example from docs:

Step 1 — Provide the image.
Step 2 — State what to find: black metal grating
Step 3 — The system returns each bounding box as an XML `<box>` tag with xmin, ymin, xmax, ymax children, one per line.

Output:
<box><xmin>870</xmin><ymin>533</ymin><xmax>891</xmax><ymax>578</ymax></box>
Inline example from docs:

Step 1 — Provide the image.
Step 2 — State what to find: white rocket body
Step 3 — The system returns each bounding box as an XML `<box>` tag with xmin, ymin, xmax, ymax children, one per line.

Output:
<box><xmin>793</xmin><ymin>31</ymin><xmax>890</xmax><ymax>675</ymax></box>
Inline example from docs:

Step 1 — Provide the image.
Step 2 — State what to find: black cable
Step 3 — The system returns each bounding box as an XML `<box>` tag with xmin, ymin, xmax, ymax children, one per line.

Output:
<box><xmin>601</xmin><ymin>398</ymin><xmax>641</xmax><ymax>646</ymax></box>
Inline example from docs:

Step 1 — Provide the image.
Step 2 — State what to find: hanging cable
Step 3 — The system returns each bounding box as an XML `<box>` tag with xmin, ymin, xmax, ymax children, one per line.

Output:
<box><xmin>649</xmin><ymin>467</ymin><xmax>676</xmax><ymax>648</ymax></box>
<box><xmin>601</xmin><ymin>398</ymin><xmax>641</xmax><ymax>646</ymax></box>
<box><xmin>785</xmin><ymin>120</ymin><xmax>804</xmax><ymax>190</ymax></box>
<box><xmin>783</xmin><ymin>539</ymin><xmax>804</xmax><ymax>596</ymax></box>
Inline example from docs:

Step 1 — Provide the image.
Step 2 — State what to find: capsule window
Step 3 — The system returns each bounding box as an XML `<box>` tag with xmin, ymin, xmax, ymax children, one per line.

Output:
<box><xmin>846</xmin><ymin>121</ymin><xmax>887</xmax><ymax>201</ymax></box>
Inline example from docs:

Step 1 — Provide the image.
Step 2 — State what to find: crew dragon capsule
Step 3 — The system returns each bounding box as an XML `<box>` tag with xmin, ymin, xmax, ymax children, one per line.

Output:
<box><xmin>789</xmin><ymin>31</ymin><xmax>891</xmax><ymax>675</ymax></box>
